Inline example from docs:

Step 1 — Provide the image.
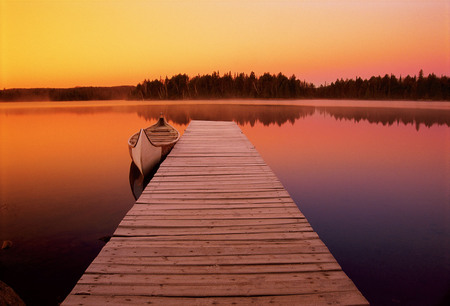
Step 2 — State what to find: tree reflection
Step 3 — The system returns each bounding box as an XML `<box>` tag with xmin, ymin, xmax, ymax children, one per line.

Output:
<box><xmin>132</xmin><ymin>104</ymin><xmax>449</xmax><ymax>130</ymax></box>
<box><xmin>315</xmin><ymin>107</ymin><xmax>449</xmax><ymax>130</ymax></box>
<box><xmin>134</xmin><ymin>104</ymin><xmax>314</xmax><ymax>127</ymax></box>
<box><xmin>1</xmin><ymin>103</ymin><xmax>448</xmax><ymax>129</ymax></box>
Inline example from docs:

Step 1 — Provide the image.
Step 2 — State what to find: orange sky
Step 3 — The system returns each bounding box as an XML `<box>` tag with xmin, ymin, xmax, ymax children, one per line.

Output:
<box><xmin>1</xmin><ymin>0</ymin><xmax>448</xmax><ymax>89</ymax></box>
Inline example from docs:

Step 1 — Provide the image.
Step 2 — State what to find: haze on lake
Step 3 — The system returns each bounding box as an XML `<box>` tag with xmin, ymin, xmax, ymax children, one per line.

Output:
<box><xmin>0</xmin><ymin>100</ymin><xmax>449</xmax><ymax>305</ymax></box>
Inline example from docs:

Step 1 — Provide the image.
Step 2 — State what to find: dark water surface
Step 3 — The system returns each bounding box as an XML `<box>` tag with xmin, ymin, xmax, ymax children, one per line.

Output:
<box><xmin>0</xmin><ymin>100</ymin><xmax>449</xmax><ymax>305</ymax></box>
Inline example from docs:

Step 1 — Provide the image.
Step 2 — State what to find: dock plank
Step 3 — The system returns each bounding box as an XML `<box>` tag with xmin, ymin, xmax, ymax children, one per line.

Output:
<box><xmin>64</xmin><ymin>291</ymin><xmax>367</xmax><ymax>306</ymax></box>
<box><xmin>63</xmin><ymin>120</ymin><xmax>367</xmax><ymax>305</ymax></box>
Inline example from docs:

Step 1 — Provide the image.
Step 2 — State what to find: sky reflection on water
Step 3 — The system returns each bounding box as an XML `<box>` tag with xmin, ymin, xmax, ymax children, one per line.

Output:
<box><xmin>0</xmin><ymin>100</ymin><xmax>449</xmax><ymax>305</ymax></box>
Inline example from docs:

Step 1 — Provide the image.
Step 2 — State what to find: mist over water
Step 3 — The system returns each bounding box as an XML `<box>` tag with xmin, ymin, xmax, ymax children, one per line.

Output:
<box><xmin>0</xmin><ymin>100</ymin><xmax>448</xmax><ymax>305</ymax></box>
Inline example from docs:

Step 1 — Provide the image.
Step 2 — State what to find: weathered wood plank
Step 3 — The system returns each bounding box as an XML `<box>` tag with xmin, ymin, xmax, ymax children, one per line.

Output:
<box><xmin>163</xmin><ymin>158</ymin><xmax>263</xmax><ymax>162</ymax></box>
<box><xmin>77</xmin><ymin>270</ymin><xmax>352</xmax><ymax>285</ymax></box>
<box><xmin>136</xmin><ymin>197</ymin><xmax>295</xmax><ymax>203</ymax></box>
<box><xmin>125</xmin><ymin>207</ymin><xmax>301</xmax><ymax>215</ymax></box>
<box><xmin>119</xmin><ymin>218</ymin><xmax>307</xmax><ymax>227</ymax></box>
<box><xmin>124</xmin><ymin>213</ymin><xmax>305</xmax><ymax>220</ymax></box>
<box><xmin>158</xmin><ymin>165</ymin><xmax>272</xmax><ymax>171</ymax></box>
<box><xmin>68</xmin><ymin>278</ymin><xmax>359</xmax><ymax>297</ymax></box>
<box><xmin>85</xmin><ymin>262</ymin><xmax>341</xmax><ymax>275</ymax></box>
<box><xmin>107</xmin><ymin>237</ymin><xmax>325</xmax><ymax>246</ymax></box>
<box><xmin>113</xmin><ymin>224</ymin><xmax>314</xmax><ymax>236</ymax></box>
<box><xmin>112</xmin><ymin>232</ymin><xmax>320</xmax><ymax>241</ymax></box>
<box><xmin>90</xmin><ymin>253</ymin><xmax>337</xmax><ymax>266</ymax></box>
<box><xmin>64</xmin><ymin>291</ymin><xmax>368</xmax><ymax>306</ymax></box>
<box><xmin>146</xmin><ymin>179</ymin><xmax>283</xmax><ymax>185</ymax></box>
<box><xmin>128</xmin><ymin>204</ymin><xmax>299</xmax><ymax>211</ymax></box>
<box><xmin>134</xmin><ymin>204</ymin><xmax>301</xmax><ymax>210</ymax></box>
<box><xmin>144</xmin><ymin>186</ymin><xmax>286</xmax><ymax>193</ymax></box>
<box><xmin>123</xmin><ymin>213</ymin><xmax>305</xmax><ymax>220</ymax></box>
<box><xmin>98</xmin><ymin>244</ymin><xmax>328</xmax><ymax>257</ymax></box>
<box><xmin>137</xmin><ymin>192</ymin><xmax>291</xmax><ymax>200</ymax></box>
<box><xmin>150</xmin><ymin>173</ymin><xmax>282</xmax><ymax>180</ymax></box>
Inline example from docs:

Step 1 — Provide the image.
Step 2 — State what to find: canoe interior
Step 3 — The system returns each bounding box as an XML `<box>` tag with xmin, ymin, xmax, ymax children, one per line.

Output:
<box><xmin>129</xmin><ymin>118</ymin><xmax>179</xmax><ymax>148</ymax></box>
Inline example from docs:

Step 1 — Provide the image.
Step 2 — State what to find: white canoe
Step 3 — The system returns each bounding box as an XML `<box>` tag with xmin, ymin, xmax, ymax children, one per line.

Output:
<box><xmin>127</xmin><ymin>116</ymin><xmax>180</xmax><ymax>176</ymax></box>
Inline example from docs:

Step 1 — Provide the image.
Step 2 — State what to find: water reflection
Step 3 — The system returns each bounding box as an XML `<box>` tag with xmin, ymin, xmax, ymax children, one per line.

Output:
<box><xmin>129</xmin><ymin>162</ymin><xmax>146</xmax><ymax>200</ymax></box>
<box><xmin>2</xmin><ymin>101</ymin><xmax>448</xmax><ymax>129</ymax></box>
<box><xmin>135</xmin><ymin>104</ymin><xmax>315</xmax><ymax>126</ymax></box>
<box><xmin>316</xmin><ymin>106</ymin><xmax>449</xmax><ymax>130</ymax></box>
<box><xmin>0</xmin><ymin>100</ymin><xmax>449</xmax><ymax>305</ymax></box>
<box><xmin>129</xmin><ymin>162</ymin><xmax>158</xmax><ymax>200</ymax></box>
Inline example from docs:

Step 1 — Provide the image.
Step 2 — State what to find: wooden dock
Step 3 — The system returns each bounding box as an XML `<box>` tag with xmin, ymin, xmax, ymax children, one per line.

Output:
<box><xmin>64</xmin><ymin>120</ymin><xmax>368</xmax><ymax>305</ymax></box>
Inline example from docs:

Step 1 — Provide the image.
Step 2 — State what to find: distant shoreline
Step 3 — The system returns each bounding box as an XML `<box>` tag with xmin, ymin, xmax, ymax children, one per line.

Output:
<box><xmin>1</xmin><ymin>71</ymin><xmax>449</xmax><ymax>102</ymax></box>
<box><xmin>1</xmin><ymin>95</ymin><xmax>449</xmax><ymax>103</ymax></box>
<box><xmin>1</xmin><ymin>97</ymin><xmax>449</xmax><ymax>103</ymax></box>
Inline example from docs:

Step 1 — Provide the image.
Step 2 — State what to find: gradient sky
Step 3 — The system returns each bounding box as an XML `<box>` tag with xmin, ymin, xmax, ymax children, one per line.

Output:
<box><xmin>1</xmin><ymin>0</ymin><xmax>448</xmax><ymax>88</ymax></box>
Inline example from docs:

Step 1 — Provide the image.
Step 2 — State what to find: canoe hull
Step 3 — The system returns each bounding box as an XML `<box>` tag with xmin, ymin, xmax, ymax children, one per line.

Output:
<box><xmin>129</xmin><ymin>129</ymin><xmax>162</xmax><ymax>176</ymax></box>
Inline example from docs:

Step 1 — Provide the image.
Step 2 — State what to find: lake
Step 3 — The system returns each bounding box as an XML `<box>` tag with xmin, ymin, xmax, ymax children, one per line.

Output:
<box><xmin>0</xmin><ymin>100</ymin><xmax>449</xmax><ymax>305</ymax></box>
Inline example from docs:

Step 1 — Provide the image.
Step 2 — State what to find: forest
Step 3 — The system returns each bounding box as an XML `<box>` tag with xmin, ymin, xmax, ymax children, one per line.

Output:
<box><xmin>130</xmin><ymin>70</ymin><xmax>449</xmax><ymax>101</ymax></box>
<box><xmin>1</xmin><ymin>70</ymin><xmax>448</xmax><ymax>101</ymax></box>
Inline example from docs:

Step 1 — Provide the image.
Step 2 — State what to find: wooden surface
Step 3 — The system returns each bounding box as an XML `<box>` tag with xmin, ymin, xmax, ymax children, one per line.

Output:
<box><xmin>64</xmin><ymin>120</ymin><xmax>368</xmax><ymax>305</ymax></box>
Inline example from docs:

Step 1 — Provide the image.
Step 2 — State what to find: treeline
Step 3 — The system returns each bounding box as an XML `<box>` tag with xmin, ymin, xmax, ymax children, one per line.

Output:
<box><xmin>0</xmin><ymin>86</ymin><xmax>134</xmax><ymax>102</ymax></box>
<box><xmin>1</xmin><ymin>71</ymin><xmax>448</xmax><ymax>101</ymax></box>
<box><xmin>316</xmin><ymin>70</ymin><xmax>449</xmax><ymax>100</ymax></box>
<box><xmin>131</xmin><ymin>72</ymin><xmax>315</xmax><ymax>100</ymax></box>
<box><xmin>131</xmin><ymin>70</ymin><xmax>449</xmax><ymax>101</ymax></box>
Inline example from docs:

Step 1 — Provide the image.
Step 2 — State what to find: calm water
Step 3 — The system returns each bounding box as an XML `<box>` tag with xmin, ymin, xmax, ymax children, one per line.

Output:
<box><xmin>0</xmin><ymin>100</ymin><xmax>449</xmax><ymax>305</ymax></box>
